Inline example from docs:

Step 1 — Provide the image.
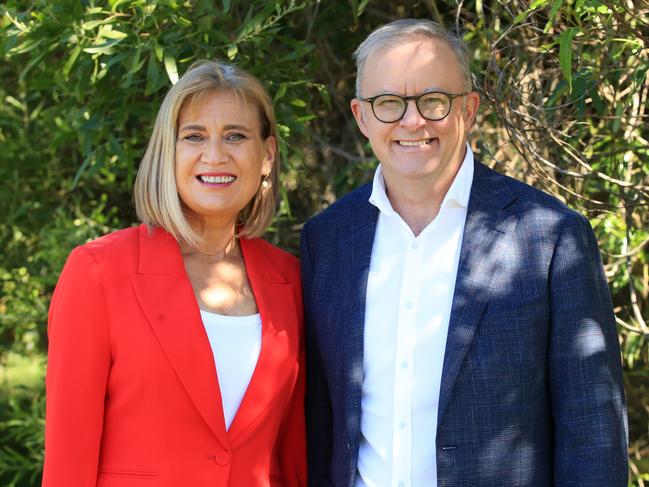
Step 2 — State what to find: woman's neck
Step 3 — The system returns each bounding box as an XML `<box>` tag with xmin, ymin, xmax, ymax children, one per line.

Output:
<box><xmin>181</xmin><ymin>217</ymin><xmax>238</xmax><ymax>260</ymax></box>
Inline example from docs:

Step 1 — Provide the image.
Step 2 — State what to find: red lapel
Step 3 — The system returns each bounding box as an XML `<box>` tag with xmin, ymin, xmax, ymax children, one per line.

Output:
<box><xmin>129</xmin><ymin>226</ymin><xmax>298</xmax><ymax>449</ymax></box>
<box><xmin>130</xmin><ymin>225</ymin><xmax>229</xmax><ymax>449</ymax></box>
<box><xmin>227</xmin><ymin>238</ymin><xmax>298</xmax><ymax>445</ymax></box>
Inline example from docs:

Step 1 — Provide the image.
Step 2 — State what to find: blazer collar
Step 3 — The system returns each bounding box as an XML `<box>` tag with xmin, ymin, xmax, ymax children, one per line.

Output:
<box><xmin>131</xmin><ymin>226</ymin><xmax>297</xmax><ymax>448</ymax></box>
<box><xmin>437</xmin><ymin>161</ymin><xmax>519</xmax><ymax>424</ymax></box>
<box><xmin>227</xmin><ymin>238</ymin><xmax>297</xmax><ymax>446</ymax></box>
<box><xmin>344</xmin><ymin>189</ymin><xmax>379</xmax><ymax>447</ymax></box>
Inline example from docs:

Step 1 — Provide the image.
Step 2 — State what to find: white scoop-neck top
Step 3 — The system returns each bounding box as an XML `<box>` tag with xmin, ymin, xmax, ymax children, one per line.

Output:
<box><xmin>199</xmin><ymin>309</ymin><xmax>262</xmax><ymax>430</ymax></box>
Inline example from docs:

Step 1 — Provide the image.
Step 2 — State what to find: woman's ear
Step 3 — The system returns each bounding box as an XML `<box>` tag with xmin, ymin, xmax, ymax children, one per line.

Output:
<box><xmin>262</xmin><ymin>136</ymin><xmax>277</xmax><ymax>176</ymax></box>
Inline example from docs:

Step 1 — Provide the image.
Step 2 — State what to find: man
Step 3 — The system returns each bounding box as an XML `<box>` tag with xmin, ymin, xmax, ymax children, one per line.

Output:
<box><xmin>301</xmin><ymin>18</ymin><xmax>627</xmax><ymax>487</ymax></box>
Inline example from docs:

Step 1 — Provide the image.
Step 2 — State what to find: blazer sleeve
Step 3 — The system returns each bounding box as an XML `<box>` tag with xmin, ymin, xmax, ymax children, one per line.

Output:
<box><xmin>42</xmin><ymin>246</ymin><xmax>111</xmax><ymax>486</ymax></box>
<box><xmin>301</xmin><ymin>224</ymin><xmax>334</xmax><ymax>486</ymax></box>
<box><xmin>548</xmin><ymin>213</ymin><xmax>628</xmax><ymax>486</ymax></box>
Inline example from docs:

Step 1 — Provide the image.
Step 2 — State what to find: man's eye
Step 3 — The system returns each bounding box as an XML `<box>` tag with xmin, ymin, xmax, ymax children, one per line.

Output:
<box><xmin>377</xmin><ymin>98</ymin><xmax>402</xmax><ymax>108</ymax></box>
<box><xmin>421</xmin><ymin>96</ymin><xmax>445</xmax><ymax>107</ymax></box>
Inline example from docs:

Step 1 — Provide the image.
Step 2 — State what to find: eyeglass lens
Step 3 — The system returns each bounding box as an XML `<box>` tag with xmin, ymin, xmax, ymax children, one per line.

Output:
<box><xmin>371</xmin><ymin>93</ymin><xmax>452</xmax><ymax>123</ymax></box>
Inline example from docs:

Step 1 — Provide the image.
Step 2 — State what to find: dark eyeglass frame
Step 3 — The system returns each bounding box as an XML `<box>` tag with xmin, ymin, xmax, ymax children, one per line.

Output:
<box><xmin>358</xmin><ymin>91</ymin><xmax>471</xmax><ymax>123</ymax></box>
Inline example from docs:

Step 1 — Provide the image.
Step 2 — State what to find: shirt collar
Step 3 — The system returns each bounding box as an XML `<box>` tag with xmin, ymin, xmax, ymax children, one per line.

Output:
<box><xmin>369</xmin><ymin>143</ymin><xmax>474</xmax><ymax>216</ymax></box>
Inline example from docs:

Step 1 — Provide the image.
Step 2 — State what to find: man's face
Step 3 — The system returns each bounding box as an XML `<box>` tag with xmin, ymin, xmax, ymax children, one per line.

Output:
<box><xmin>351</xmin><ymin>38</ymin><xmax>479</xmax><ymax>191</ymax></box>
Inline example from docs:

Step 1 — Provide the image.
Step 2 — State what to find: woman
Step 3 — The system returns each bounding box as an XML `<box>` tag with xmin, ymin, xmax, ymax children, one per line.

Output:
<box><xmin>42</xmin><ymin>61</ymin><xmax>306</xmax><ymax>486</ymax></box>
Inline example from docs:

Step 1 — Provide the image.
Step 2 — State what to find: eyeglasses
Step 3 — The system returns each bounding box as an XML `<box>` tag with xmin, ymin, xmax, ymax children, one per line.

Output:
<box><xmin>358</xmin><ymin>91</ymin><xmax>470</xmax><ymax>123</ymax></box>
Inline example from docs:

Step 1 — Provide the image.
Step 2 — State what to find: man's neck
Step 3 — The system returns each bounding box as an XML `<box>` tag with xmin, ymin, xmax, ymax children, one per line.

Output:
<box><xmin>385</xmin><ymin>179</ymin><xmax>451</xmax><ymax>236</ymax></box>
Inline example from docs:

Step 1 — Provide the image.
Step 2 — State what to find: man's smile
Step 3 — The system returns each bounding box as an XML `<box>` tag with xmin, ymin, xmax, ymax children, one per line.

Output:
<box><xmin>395</xmin><ymin>137</ymin><xmax>438</xmax><ymax>147</ymax></box>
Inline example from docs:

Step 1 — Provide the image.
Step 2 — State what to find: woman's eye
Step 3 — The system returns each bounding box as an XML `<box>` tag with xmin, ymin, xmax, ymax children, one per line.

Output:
<box><xmin>183</xmin><ymin>133</ymin><xmax>204</xmax><ymax>142</ymax></box>
<box><xmin>226</xmin><ymin>133</ymin><xmax>247</xmax><ymax>142</ymax></box>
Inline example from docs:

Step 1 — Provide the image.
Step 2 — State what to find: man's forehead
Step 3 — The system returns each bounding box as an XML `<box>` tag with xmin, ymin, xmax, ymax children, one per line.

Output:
<box><xmin>359</xmin><ymin>38</ymin><xmax>463</xmax><ymax>94</ymax></box>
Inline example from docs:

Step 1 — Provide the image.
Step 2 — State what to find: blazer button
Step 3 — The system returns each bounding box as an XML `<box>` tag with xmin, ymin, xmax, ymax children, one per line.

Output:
<box><xmin>214</xmin><ymin>451</ymin><xmax>231</xmax><ymax>466</ymax></box>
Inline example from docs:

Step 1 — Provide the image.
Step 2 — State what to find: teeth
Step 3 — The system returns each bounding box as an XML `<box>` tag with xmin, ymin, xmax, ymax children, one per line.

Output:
<box><xmin>398</xmin><ymin>139</ymin><xmax>432</xmax><ymax>147</ymax></box>
<box><xmin>199</xmin><ymin>175</ymin><xmax>236</xmax><ymax>184</ymax></box>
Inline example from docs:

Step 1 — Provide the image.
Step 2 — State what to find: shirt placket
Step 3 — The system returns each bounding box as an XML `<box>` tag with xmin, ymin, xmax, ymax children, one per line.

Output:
<box><xmin>391</xmin><ymin>237</ymin><xmax>424</xmax><ymax>487</ymax></box>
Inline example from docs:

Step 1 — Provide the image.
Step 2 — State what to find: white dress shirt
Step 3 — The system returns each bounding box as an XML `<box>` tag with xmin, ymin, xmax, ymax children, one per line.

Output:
<box><xmin>200</xmin><ymin>310</ymin><xmax>262</xmax><ymax>430</ymax></box>
<box><xmin>356</xmin><ymin>147</ymin><xmax>474</xmax><ymax>487</ymax></box>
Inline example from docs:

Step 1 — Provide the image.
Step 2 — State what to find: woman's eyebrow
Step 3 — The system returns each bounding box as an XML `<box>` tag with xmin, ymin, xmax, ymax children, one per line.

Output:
<box><xmin>178</xmin><ymin>124</ymin><xmax>206</xmax><ymax>132</ymax></box>
<box><xmin>223</xmin><ymin>124</ymin><xmax>252</xmax><ymax>132</ymax></box>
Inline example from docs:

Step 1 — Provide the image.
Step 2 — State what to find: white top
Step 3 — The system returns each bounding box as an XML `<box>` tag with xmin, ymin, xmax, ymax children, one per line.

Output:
<box><xmin>356</xmin><ymin>146</ymin><xmax>474</xmax><ymax>487</ymax></box>
<box><xmin>200</xmin><ymin>310</ymin><xmax>262</xmax><ymax>430</ymax></box>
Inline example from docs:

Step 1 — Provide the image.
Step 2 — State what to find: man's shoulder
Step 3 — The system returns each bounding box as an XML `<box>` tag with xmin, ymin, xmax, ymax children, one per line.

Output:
<box><xmin>304</xmin><ymin>182</ymin><xmax>374</xmax><ymax>231</ymax></box>
<box><xmin>475</xmin><ymin>161</ymin><xmax>585</xmax><ymax>222</ymax></box>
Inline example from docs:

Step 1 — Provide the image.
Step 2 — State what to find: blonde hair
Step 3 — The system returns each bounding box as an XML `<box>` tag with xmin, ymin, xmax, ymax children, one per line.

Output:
<box><xmin>134</xmin><ymin>60</ymin><xmax>279</xmax><ymax>246</ymax></box>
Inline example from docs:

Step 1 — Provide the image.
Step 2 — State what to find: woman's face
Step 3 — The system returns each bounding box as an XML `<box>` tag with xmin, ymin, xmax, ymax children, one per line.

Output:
<box><xmin>175</xmin><ymin>89</ymin><xmax>275</xmax><ymax>227</ymax></box>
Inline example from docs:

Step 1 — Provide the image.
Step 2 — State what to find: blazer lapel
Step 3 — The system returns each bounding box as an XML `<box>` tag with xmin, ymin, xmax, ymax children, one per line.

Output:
<box><xmin>129</xmin><ymin>225</ymin><xmax>229</xmax><ymax>449</ymax></box>
<box><xmin>227</xmin><ymin>238</ymin><xmax>298</xmax><ymax>446</ymax></box>
<box><xmin>344</xmin><ymin>190</ymin><xmax>379</xmax><ymax>448</ymax></box>
<box><xmin>437</xmin><ymin>163</ymin><xmax>519</xmax><ymax>425</ymax></box>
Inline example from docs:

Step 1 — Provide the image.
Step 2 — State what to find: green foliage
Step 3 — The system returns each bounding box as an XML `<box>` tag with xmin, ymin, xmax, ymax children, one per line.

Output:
<box><xmin>0</xmin><ymin>0</ymin><xmax>647</xmax><ymax>485</ymax></box>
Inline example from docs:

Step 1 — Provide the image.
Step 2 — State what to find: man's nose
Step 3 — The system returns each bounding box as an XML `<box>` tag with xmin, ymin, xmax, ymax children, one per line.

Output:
<box><xmin>398</xmin><ymin>99</ymin><xmax>427</xmax><ymax>130</ymax></box>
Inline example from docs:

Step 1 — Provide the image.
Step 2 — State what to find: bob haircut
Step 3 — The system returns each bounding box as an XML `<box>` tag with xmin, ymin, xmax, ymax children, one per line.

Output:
<box><xmin>134</xmin><ymin>60</ymin><xmax>279</xmax><ymax>246</ymax></box>
<box><xmin>353</xmin><ymin>19</ymin><xmax>473</xmax><ymax>97</ymax></box>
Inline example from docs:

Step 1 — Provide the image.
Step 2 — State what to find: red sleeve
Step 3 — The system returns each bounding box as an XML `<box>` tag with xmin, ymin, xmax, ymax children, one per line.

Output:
<box><xmin>42</xmin><ymin>246</ymin><xmax>111</xmax><ymax>486</ymax></box>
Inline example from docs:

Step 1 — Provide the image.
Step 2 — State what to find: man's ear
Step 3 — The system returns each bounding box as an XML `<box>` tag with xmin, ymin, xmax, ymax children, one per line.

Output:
<box><xmin>350</xmin><ymin>99</ymin><xmax>370</xmax><ymax>138</ymax></box>
<box><xmin>463</xmin><ymin>91</ymin><xmax>480</xmax><ymax>130</ymax></box>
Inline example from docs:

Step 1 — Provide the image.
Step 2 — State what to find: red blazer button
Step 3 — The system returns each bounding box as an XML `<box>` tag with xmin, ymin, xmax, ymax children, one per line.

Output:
<box><xmin>214</xmin><ymin>451</ymin><xmax>231</xmax><ymax>466</ymax></box>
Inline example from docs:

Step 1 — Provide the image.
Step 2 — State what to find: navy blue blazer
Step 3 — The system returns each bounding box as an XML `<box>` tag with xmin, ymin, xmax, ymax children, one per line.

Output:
<box><xmin>301</xmin><ymin>161</ymin><xmax>627</xmax><ymax>487</ymax></box>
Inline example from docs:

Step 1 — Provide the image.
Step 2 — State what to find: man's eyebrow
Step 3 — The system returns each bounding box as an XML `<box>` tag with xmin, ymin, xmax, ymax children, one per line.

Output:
<box><xmin>368</xmin><ymin>87</ymin><xmax>444</xmax><ymax>97</ymax></box>
<box><xmin>421</xmin><ymin>87</ymin><xmax>444</xmax><ymax>94</ymax></box>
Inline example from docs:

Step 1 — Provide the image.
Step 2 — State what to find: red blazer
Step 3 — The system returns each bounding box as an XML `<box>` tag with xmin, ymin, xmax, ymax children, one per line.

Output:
<box><xmin>43</xmin><ymin>225</ymin><xmax>306</xmax><ymax>487</ymax></box>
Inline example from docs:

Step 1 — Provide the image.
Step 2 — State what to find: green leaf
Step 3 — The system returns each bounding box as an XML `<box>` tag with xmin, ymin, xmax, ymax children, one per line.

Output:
<box><xmin>227</xmin><ymin>44</ymin><xmax>238</xmax><ymax>60</ymax></box>
<box><xmin>71</xmin><ymin>154</ymin><xmax>92</xmax><ymax>189</ymax></box>
<box><xmin>145</xmin><ymin>54</ymin><xmax>160</xmax><ymax>96</ymax></box>
<box><xmin>81</xmin><ymin>19</ymin><xmax>111</xmax><ymax>31</ymax></box>
<box><xmin>559</xmin><ymin>28</ymin><xmax>576</xmax><ymax>92</ymax></box>
<box><xmin>290</xmin><ymin>99</ymin><xmax>306</xmax><ymax>108</ymax></box>
<box><xmin>544</xmin><ymin>0</ymin><xmax>564</xmax><ymax>32</ymax></box>
<box><xmin>154</xmin><ymin>43</ymin><xmax>164</xmax><ymax>62</ymax></box>
<box><xmin>82</xmin><ymin>39</ymin><xmax>125</xmax><ymax>55</ymax></box>
<box><xmin>514</xmin><ymin>0</ymin><xmax>550</xmax><ymax>25</ymax></box>
<box><xmin>63</xmin><ymin>45</ymin><xmax>82</xmax><ymax>78</ymax></box>
<box><xmin>222</xmin><ymin>0</ymin><xmax>231</xmax><ymax>13</ymax></box>
<box><xmin>356</xmin><ymin>0</ymin><xmax>370</xmax><ymax>16</ymax></box>
<box><xmin>99</xmin><ymin>26</ymin><xmax>128</xmax><ymax>40</ymax></box>
<box><xmin>274</xmin><ymin>83</ymin><xmax>288</xmax><ymax>101</ymax></box>
<box><xmin>164</xmin><ymin>54</ymin><xmax>178</xmax><ymax>84</ymax></box>
<box><xmin>5</xmin><ymin>96</ymin><xmax>26</xmax><ymax>112</ymax></box>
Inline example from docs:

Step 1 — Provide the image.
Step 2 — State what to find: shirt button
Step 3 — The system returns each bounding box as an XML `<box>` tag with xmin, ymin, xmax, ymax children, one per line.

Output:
<box><xmin>401</xmin><ymin>361</ymin><xmax>409</xmax><ymax>368</ymax></box>
<box><xmin>411</xmin><ymin>242</ymin><xmax>419</xmax><ymax>250</ymax></box>
<box><xmin>214</xmin><ymin>450</ymin><xmax>231</xmax><ymax>466</ymax></box>
<box><xmin>399</xmin><ymin>420</ymin><xmax>406</xmax><ymax>429</ymax></box>
<box><xmin>398</xmin><ymin>481</ymin><xmax>406</xmax><ymax>487</ymax></box>
<box><xmin>404</xmin><ymin>301</ymin><xmax>413</xmax><ymax>309</ymax></box>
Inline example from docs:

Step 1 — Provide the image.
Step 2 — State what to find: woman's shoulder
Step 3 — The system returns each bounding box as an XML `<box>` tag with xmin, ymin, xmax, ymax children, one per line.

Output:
<box><xmin>77</xmin><ymin>225</ymin><xmax>142</xmax><ymax>258</ymax></box>
<box><xmin>63</xmin><ymin>225</ymin><xmax>150</xmax><ymax>274</ymax></box>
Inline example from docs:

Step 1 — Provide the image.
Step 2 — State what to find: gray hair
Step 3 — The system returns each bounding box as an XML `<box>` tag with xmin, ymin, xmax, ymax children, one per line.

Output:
<box><xmin>353</xmin><ymin>19</ymin><xmax>473</xmax><ymax>97</ymax></box>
